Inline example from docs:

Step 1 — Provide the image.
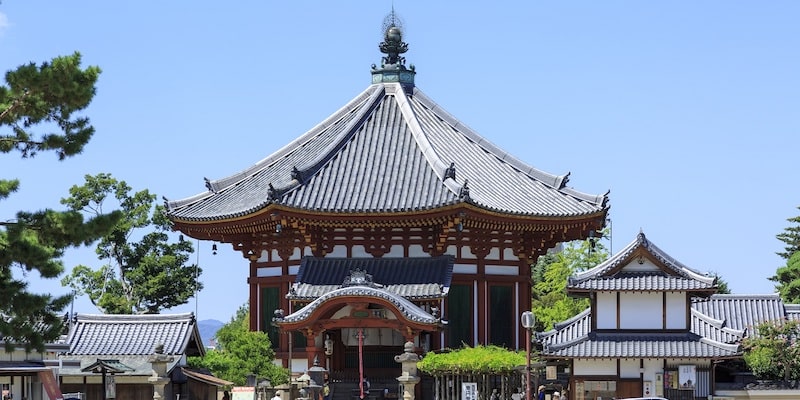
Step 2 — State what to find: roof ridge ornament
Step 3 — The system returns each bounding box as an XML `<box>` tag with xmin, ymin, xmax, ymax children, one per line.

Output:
<box><xmin>371</xmin><ymin>10</ymin><xmax>415</xmax><ymax>87</ymax></box>
<box><xmin>341</xmin><ymin>268</ymin><xmax>383</xmax><ymax>288</ymax></box>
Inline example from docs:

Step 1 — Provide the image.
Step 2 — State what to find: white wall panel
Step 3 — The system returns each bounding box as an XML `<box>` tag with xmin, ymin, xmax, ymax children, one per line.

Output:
<box><xmin>620</xmin><ymin>292</ymin><xmax>662</xmax><ymax>329</ymax></box>
<box><xmin>574</xmin><ymin>359</ymin><xmax>616</xmax><ymax>376</ymax></box>
<box><xmin>666</xmin><ymin>292</ymin><xmax>687</xmax><ymax>329</ymax></box>
<box><xmin>596</xmin><ymin>292</ymin><xmax>617</xmax><ymax>329</ymax></box>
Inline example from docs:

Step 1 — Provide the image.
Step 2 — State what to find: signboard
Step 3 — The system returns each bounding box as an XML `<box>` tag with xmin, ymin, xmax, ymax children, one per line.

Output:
<box><xmin>679</xmin><ymin>365</ymin><xmax>696</xmax><ymax>390</ymax></box>
<box><xmin>231</xmin><ymin>386</ymin><xmax>256</xmax><ymax>400</ymax></box>
<box><xmin>654</xmin><ymin>373</ymin><xmax>663</xmax><ymax>396</ymax></box>
<box><xmin>461</xmin><ymin>382</ymin><xmax>477</xmax><ymax>400</ymax></box>
<box><xmin>546</xmin><ymin>366</ymin><xmax>557</xmax><ymax>380</ymax></box>
<box><xmin>105</xmin><ymin>375</ymin><xmax>115</xmax><ymax>399</ymax></box>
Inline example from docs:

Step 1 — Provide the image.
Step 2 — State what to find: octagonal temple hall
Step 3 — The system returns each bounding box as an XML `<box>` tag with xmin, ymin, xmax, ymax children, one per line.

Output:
<box><xmin>165</xmin><ymin>18</ymin><xmax>609</xmax><ymax>377</ymax></box>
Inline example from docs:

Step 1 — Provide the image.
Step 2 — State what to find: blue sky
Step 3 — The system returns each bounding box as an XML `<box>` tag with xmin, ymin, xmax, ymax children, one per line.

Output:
<box><xmin>2</xmin><ymin>2</ymin><xmax>799</xmax><ymax>322</ymax></box>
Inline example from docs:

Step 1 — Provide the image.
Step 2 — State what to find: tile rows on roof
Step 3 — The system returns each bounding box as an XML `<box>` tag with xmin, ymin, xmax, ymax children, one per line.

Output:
<box><xmin>66</xmin><ymin>313</ymin><xmax>199</xmax><ymax>356</ymax></box>
<box><xmin>280</xmin><ymin>286</ymin><xmax>439</xmax><ymax>325</ymax></box>
<box><xmin>569</xmin><ymin>274</ymin><xmax>715</xmax><ymax>291</ymax></box>
<box><xmin>167</xmin><ymin>82</ymin><xmax>608</xmax><ymax>222</ymax></box>
<box><xmin>537</xmin><ymin>294</ymin><xmax>798</xmax><ymax>359</ymax></box>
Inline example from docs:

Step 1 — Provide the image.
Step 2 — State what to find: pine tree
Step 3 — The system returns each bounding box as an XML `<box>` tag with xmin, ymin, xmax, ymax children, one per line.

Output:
<box><xmin>1</xmin><ymin>53</ymin><xmax>121</xmax><ymax>351</ymax></box>
<box><xmin>777</xmin><ymin>206</ymin><xmax>800</xmax><ymax>260</ymax></box>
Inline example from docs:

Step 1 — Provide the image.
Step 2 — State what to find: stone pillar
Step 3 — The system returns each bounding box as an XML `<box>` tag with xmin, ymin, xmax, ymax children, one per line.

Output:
<box><xmin>395</xmin><ymin>341</ymin><xmax>421</xmax><ymax>400</ymax></box>
<box><xmin>148</xmin><ymin>344</ymin><xmax>175</xmax><ymax>400</ymax></box>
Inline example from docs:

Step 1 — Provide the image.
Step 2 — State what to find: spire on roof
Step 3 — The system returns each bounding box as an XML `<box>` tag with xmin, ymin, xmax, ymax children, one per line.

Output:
<box><xmin>371</xmin><ymin>10</ymin><xmax>415</xmax><ymax>87</ymax></box>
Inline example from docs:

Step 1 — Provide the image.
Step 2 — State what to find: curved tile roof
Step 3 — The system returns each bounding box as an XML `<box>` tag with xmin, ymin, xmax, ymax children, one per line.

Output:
<box><xmin>66</xmin><ymin>313</ymin><xmax>201</xmax><ymax>356</ymax></box>
<box><xmin>536</xmin><ymin>307</ymin><xmax>742</xmax><ymax>359</ymax></box>
<box><xmin>166</xmin><ymin>81</ymin><xmax>608</xmax><ymax>222</ymax></box>
<box><xmin>693</xmin><ymin>294</ymin><xmax>787</xmax><ymax>332</ymax></box>
<box><xmin>569</xmin><ymin>231</ymin><xmax>716</xmax><ymax>290</ymax></box>
<box><xmin>279</xmin><ymin>286</ymin><xmax>439</xmax><ymax>325</ymax></box>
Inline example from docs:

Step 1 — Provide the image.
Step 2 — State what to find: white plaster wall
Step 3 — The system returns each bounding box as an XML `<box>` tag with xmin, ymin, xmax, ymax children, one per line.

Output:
<box><xmin>409</xmin><ymin>245</ymin><xmax>427</xmax><ymax>257</ymax></box>
<box><xmin>351</xmin><ymin>246</ymin><xmax>369</xmax><ymax>258</ymax></box>
<box><xmin>485</xmin><ymin>265</ymin><xmax>517</xmax><ymax>275</ymax></box>
<box><xmin>622</xmin><ymin>259</ymin><xmax>661</xmax><ymax>272</ymax></box>
<box><xmin>642</xmin><ymin>358</ymin><xmax>663</xmax><ymax>386</ymax></box>
<box><xmin>485</xmin><ymin>248</ymin><xmax>501</xmax><ymax>260</ymax></box>
<box><xmin>596</xmin><ymin>292</ymin><xmax>617</xmax><ymax>329</ymax></box>
<box><xmin>666</xmin><ymin>292</ymin><xmax>687</xmax><ymax>329</ymax></box>
<box><xmin>503</xmin><ymin>248</ymin><xmax>519</xmax><ymax>261</ymax></box>
<box><xmin>620</xmin><ymin>359</ymin><xmax>641</xmax><ymax>379</ymax></box>
<box><xmin>385</xmin><ymin>244</ymin><xmax>404</xmax><ymax>257</ymax></box>
<box><xmin>573</xmin><ymin>358</ymin><xmax>616</xmax><ymax>376</ymax></box>
<box><xmin>257</xmin><ymin>266</ymin><xmax>282</xmax><ymax>277</ymax></box>
<box><xmin>453</xmin><ymin>264</ymin><xmax>477</xmax><ymax>274</ymax></box>
<box><xmin>462</xmin><ymin>246</ymin><xmax>478</xmax><ymax>259</ymax></box>
<box><xmin>620</xmin><ymin>292</ymin><xmax>662</xmax><ymax>329</ymax></box>
<box><xmin>327</xmin><ymin>245</ymin><xmax>348</xmax><ymax>257</ymax></box>
<box><xmin>258</xmin><ymin>249</ymin><xmax>269</xmax><ymax>262</ymax></box>
<box><xmin>289</xmin><ymin>265</ymin><xmax>300</xmax><ymax>275</ymax></box>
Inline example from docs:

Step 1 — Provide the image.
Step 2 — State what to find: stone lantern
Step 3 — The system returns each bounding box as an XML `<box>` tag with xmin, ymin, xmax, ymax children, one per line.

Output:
<box><xmin>395</xmin><ymin>341</ymin><xmax>421</xmax><ymax>400</ymax></box>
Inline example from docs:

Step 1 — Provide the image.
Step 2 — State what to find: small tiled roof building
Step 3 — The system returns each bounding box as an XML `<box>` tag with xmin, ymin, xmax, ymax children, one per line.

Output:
<box><xmin>58</xmin><ymin>313</ymin><xmax>220</xmax><ymax>400</ymax></box>
<box><xmin>537</xmin><ymin>231</ymin><xmax>796</xmax><ymax>399</ymax></box>
<box><xmin>165</xmin><ymin>16</ymin><xmax>609</xmax><ymax>375</ymax></box>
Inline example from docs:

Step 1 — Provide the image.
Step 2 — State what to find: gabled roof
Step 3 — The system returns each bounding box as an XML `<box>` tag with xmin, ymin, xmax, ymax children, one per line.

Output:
<box><xmin>568</xmin><ymin>232</ymin><xmax>716</xmax><ymax>292</ymax></box>
<box><xmin>166</xmin><ymin>80</ymin><xmax>608</xmax><ymax>223</ymax></box>
<box><xmin>289</xmin><ymin>256</ymin><xmax>453</xmax><ymax>301</ymax></box>
<box><xmin>65</xmin><ymin>313</ymin><xmax>204</xmax><ymax>357</ymax></box>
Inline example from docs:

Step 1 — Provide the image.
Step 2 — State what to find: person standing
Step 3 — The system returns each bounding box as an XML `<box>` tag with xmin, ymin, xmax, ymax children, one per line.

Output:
<box><xmin>537</xmin><ymin>385</ymin><xmax>545</xmax><ymax>400</ymax></box>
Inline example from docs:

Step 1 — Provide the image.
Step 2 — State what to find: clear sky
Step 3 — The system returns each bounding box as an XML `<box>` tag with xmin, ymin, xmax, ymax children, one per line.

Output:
<box><xmin>2</xmin><ymin>2</ymin><xmax>799</xmax><ymax>322</ymax></box>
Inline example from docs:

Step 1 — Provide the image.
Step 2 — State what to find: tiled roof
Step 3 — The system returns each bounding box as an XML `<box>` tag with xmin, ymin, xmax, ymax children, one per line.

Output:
<box><xmin>536</xmin><ymin>304</ymin><xmax>747</xmax><ymax>359</ymax></box>
<box><xmin>542</xmin><ymin>332</ymin><xmax>740</xmax><ymax>359</ymax></box>
<box><xmin>280</xmin><ymin>286</ymin><xmax>439</xmax><ymax>325</ymax></box>
<box><xmin>569</xmin><ymin>232</ymin><xmax>716</xmax><ymax>291</ymax></box>
<box><xmin>289</xmin><ymin>256</ymin><xmax>453</xmax><ymax>301</ymax></box>
<box><xmin>65</xmin><ymin>313</ymin><xmax>203</xmax><ymax>357</ymax></box>
<box><xmin>166</xmin><ymin>82</ymin><xmax>608</xmax><ymax>221</ymax></box>
<box><xmin>569</xmin><ymin>273</ymin><xmax>715</xmax><ymax>291</ymax></box>
<box><xmin>693</xmin><ymin>294</ymin><xmax>788</xmax><ymax>333</ymax></box>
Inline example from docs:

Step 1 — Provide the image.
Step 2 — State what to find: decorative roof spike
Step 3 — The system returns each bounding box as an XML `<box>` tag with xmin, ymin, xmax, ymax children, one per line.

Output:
<box><xmin>372</xmin><ymin>10</ymin><xmax>415</xmax><ymax>87</ymax></box>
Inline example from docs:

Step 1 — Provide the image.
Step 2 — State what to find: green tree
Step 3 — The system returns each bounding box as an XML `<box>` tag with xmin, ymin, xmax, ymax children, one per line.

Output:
<box><xmin>776</xmin><ymin>206</ymin><xmax>800</xmax><ymax>260</ymax></box>
<box><xmin>531</xmin><ymin>236</ymin><xmax>609</xmax><ymax>331</ymax></box>
<box><xmin>1</xmin><ymin>53</ymin><xmax>120</xmax><ymax>351</ymax></box>
<box><xmin>742</xmin><ymin>319</ymin><xmax>800</xmax><ymax>382</ymax></box>
<box><xmin>188</xmin><ymin>304</ymin><xmax>289</xmax><ymax>386</ymax></box>
<box><xmin>60</xmin><ymin>173</ymin><xmax>201</xmax><ymax>314</ymax></box>
<box><xmin>770</xmin><ymin>252</ymin><xmax>800</xmax><ymax>304</ymax></box>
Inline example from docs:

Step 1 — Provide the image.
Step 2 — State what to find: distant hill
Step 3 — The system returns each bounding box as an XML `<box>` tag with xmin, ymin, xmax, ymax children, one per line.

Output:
<box><xmin>198</xmin><ymin>319</ymin><xmax>224</xmax><ymax>347</ymax></box>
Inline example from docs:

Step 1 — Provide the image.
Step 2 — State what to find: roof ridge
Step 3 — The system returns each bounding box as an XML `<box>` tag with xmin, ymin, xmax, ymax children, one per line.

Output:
<box><xmin>387</xmin><ymin>83</ymin><xmax>462</xmax><ymax>197</ymax></box>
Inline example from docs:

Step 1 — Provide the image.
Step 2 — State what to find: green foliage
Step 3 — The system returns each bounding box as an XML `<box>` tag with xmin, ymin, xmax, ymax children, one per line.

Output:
<box><xmin>770</xmin><ymin>252</ymin><xmax>800</xmax><ymax>304</ymax></box>
<box><xmin>776</xmin><ymin>206</ymin><xmax>800</xmax><ymax>260</ymax></box>
<box><xmin>60</xmin><ymin>173</ymin><xmax>201</xmax><ymax>314</ymax></box>
<box><xmin>188</xmin><ymin>304</ymin><xmax>289</xmax><ymax>386</ymax></box>
<box><xmin>531</xmin><ymin>236</ymin><xmax>608</xmax><ymax>331</ymax></box>
<box><xmin>742</xmin><ymin>319</ymin><xmax>800</xmax><ymax>382</ymax></box>
<box><xmin>1</xmin><ymin>52</ymin><xmax>99</xmax><ymax>159</ymax></box>
<box><xmin>708</xmin><ymin>271</ymin><xmax>731</xmax><ymax>294</ymax></box>
<box><xmin>417</xmin><ymin>345</ymin><xmax>527</xmax><ymax>376</ymax></box>
<box><xmin>1</xmin><ymin>54</ymin><xmax>119</xmax><ymax>352</ymax></box>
